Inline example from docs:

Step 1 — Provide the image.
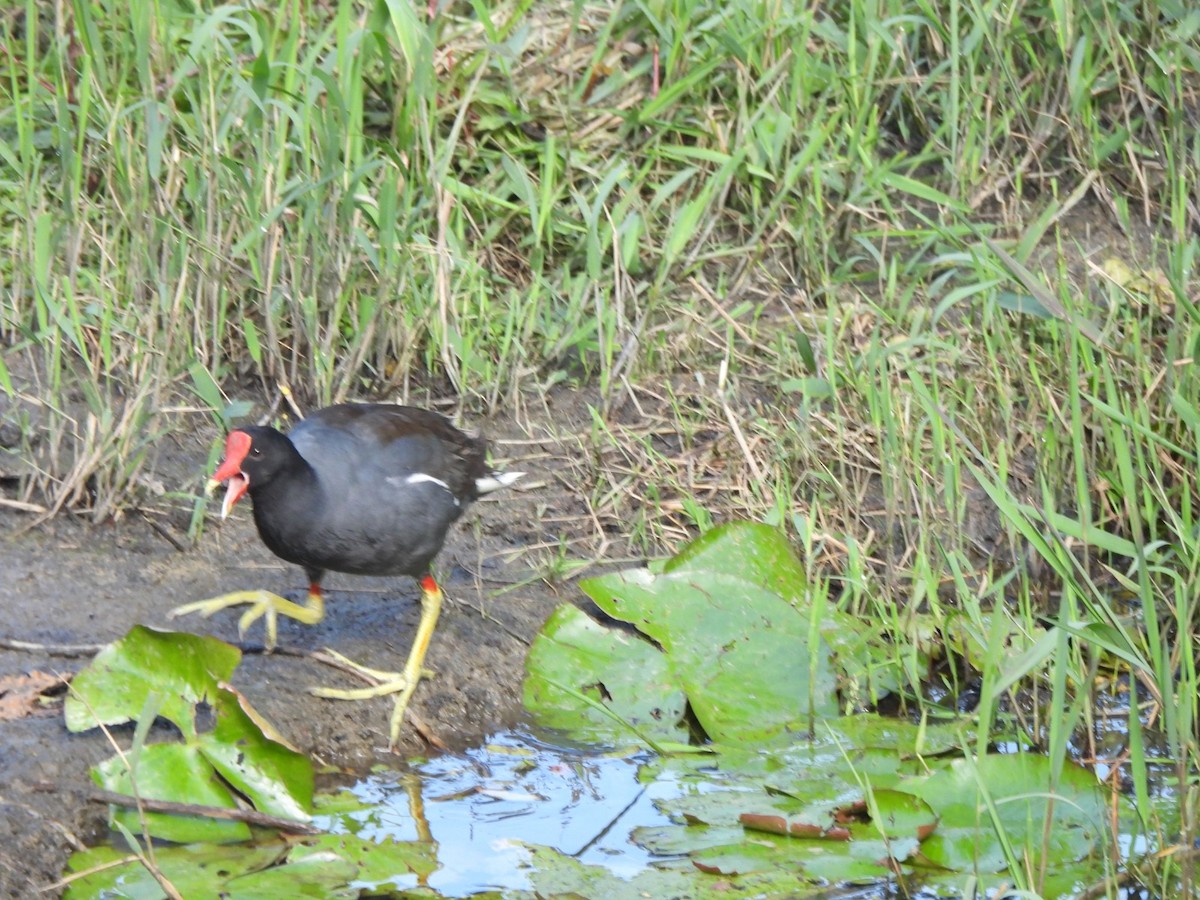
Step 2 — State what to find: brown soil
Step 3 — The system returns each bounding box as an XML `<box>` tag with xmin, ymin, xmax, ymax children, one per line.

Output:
<box><xmin>0</xmin><ymin>408</ymin><xmax>576</xmax><ymax>898</ymax></box>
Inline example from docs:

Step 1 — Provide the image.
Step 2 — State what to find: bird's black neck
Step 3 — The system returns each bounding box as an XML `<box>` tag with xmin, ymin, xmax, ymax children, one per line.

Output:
<box><xmin>249</xmin><ymin>453</ymin><xmax>325</xmax><ymax>538</ymax></box>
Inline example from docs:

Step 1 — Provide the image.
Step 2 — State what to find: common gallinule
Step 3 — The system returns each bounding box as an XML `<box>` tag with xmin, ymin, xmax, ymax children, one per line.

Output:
<box><xmin>172</xmin><ymin>402</ymin><xmax>522</xmax><ymax>747</ymax></box>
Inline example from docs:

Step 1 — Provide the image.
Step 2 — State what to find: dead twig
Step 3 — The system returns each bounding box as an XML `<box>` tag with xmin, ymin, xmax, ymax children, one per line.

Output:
<box><xmin>88</xmin><ymin>789</ymin><xmax>321</xmax><ymax>835</ymax></box>
<box><xmin>40</xmin><ymin>854</ymin><xmax>142</xmax><ymax>894</ymax></box>
<box><xmin>0</xmin><ymin>497</ymin><xmax>49</xmax><ymax>514</ymax></box>
<box><xmin>140</xmin><ymin>511</ymin><xmax>187</xmax><ymax>552</ymax></box>
<box><xmin>0</xmin><ymin>638</ymin><xmax>103</xmax><ymax>658</ymax></box>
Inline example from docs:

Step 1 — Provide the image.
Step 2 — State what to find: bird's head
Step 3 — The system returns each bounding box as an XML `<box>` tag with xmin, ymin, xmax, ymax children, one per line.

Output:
<box><xmin>205</xmin><ymin>426</ymin><xmax>292</xmax><ymax>518</ymax></box>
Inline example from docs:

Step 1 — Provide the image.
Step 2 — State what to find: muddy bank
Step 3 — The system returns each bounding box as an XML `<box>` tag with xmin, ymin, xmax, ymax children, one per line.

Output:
<box><xmin>0</xmin><ymin>457</ymin><xmax>563</xmax><ymax>896</ymax></box>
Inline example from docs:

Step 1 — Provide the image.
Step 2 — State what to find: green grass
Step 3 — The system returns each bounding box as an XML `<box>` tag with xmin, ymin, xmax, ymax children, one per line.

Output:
<box><xmin>4</xmin><ymin>0</ymin><xmax>1200</xmax><ymax>892</ymax></box>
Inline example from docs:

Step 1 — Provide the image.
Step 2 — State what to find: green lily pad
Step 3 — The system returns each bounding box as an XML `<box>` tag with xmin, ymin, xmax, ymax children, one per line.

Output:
<box><xmin>643</xmin><ymin>736</ymin><xmax>846</xmax><ymax>786</ymax></box>
<box><xmin>664</xmin><ymin>521</ymin><xmax>808</xmax><ymax>601</ymax></box>
<box><xmin>629</xmin><ymin>740</ymin><xmax>954</xmax><ymax>889</ymax></box>
<box><xmin>222</xmin><ymin>852</ymin><xmax>359</xmax><ymax>899</ymax></box>
<box><xmin>731</xmin><ymin>778</ymin><xmax>862</xmax><ymax>840</ymax></box>
<box><xmin>62</xmin><ymin>834</ymin><xmax>436</xmax><ymax>899</ymax></box>
<box><xmin>824</xmin><ymin>713</ymin><xmax>964</xmax><ymax>757</ymax></box>
<box><xmin>661</xmin><ymin>522</ymin><xmax>902</xmax><ymax>704</ymax></box>
<box><xmin>523</xmin><ymin>842</ymin><xmax>831</xmax><ymax>898</ymax></box>
<box><xmin>635</xmin><ymin>742</ymin><xmax>1117</xmax><ymax>893</ymax></box>
<box><xmin>63</xmin><ymin>841</ymin><xmax>283</xmax><ymax>899</ymax></box>
<box><xmin>93</xmin><ymin>744</ymin><xmax>252</xmax><ymax>844</ymax></box>
<box><xmin>741</xmin><ymin>787</ymin><xmax>935</xmax><ymax>845</ymax></box>
<box><xmin>843</xmin><ymin>787</ymin><xmax>939</xmax><ymax>842</ymax></box>
<box><xmin>901</xmin><ymin>754</ymin><xmax>1106</xmax><ymax>872</ymax></box>
<box><xmin>632</xmin><ymin>823</ymin><xmax>748</xmax><ymax>855</ymax></box>
<box><xmin>690</xmin><ymin>833</ymin><xmax>914</xmax><ymax>883</ymax></box>
<box><xmin>198</xmin><ymin>687</ymin><xmax>313</xmax><ymax>821</ymax></box>
<box><xmin>788</xmin><ymin>835</ymin><xmax>919</xmax><ymax>883</ymax></box>
<box><xmin>523</xmin><ymin>604</ymin><xmax>689</xmax><ymax>745</ymax></box>
<box><xmin>527</xmin><ymin>524</ymin><xmax>909</xmax><ymax>745</ymax></box>
<box><xmin>65</xmin><ymin>625</ymin><xmax>241</xmax><ymax>739</ymax></box>
<box><xmin>288</xmin><ymin>833</ymin><xmax>438</xmax><ymax>888</ymax></box>
<box><xmin>311</xmin><ymin>788</ymin><xmax>373</xmax><ymax>817</ymax></box>
<box><xmin>582</xmin><ymin>568</ymin><xmax>837</xmax><ymax>742</ymax></box>
<box><xmin>65</xmin><ymin>627</ymin><xmax>312</xmax><ymax>842</ymax></box>
<box><xmin>637</xmin><ymin>814</ymin><xmax>921</xmax><ymax>886</ymax></box>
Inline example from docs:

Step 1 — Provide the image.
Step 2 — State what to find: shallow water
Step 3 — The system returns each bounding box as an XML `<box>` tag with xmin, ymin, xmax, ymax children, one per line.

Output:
<box><xmin>315</xmin><ymin>722</ymin><xmax>1174</xmax><ymax>900</ymax></box>
<box><xmin>319</xmin><ymin>728</ymin><xmax>675</xmax><ymax>895</ymax></box>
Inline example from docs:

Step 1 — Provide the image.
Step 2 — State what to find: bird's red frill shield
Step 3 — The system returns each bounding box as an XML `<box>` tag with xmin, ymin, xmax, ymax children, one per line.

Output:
<box><xmin>209</xmin><ymin>430</ymin><xmax>253</xmax><ymax>519</ymax></box>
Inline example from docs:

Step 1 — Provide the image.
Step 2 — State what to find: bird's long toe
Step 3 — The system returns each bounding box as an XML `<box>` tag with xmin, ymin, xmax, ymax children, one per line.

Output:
<box><xmin>170</xmin><ymin>589</ymin><xmax>325</xmax><ymax>649</ymax></box>
<box><xmin>309</xmin><ymin>676</ymin><xmax>411</xmax><ymax>702</ymax></box>
<box><xmin>310</xmin><ymin>644</ymin><xmax>435</xmax><ymax>749</ymax></box>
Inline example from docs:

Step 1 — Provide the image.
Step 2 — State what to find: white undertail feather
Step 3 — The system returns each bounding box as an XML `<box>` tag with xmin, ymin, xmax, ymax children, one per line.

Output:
<box><xmin>476</xmin><ymin>471</ymin><xmax>524</xmax><ymax>494</ymax></box>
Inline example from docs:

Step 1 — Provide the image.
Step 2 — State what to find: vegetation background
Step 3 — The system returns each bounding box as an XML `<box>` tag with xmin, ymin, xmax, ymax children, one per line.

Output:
<box><xmin>3</xmin><ymin>0</ymin><xmax>1200</xmax><ymax>893</ymax></box>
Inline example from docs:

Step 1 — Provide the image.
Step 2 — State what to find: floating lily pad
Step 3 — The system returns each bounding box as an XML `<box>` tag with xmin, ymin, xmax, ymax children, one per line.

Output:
<box><xmin>61</xmin><ymin>832</ymin><xmax>436</xmax><ymax>898</ymax></box>
<box><xmin>222</xmin><ymin>851</ymin><xmax>360</xmax><ymax>899</ymax></box>
<box><xmin>63</xmin><ymin>843</ymin><xmax>284</xmax><ymax>899</ymax></box>
<box><xmin>522</xmin><ymin>842</ymin><xmax>830</xmax><ymax>898</ymax></box>
<box><xmin>690</xmin><ymin>834</ymin><xmax>914</xmax><ymax>883</ymax></box>
<box><xmin>632</xmin><ymin>823</ymin><xmax>747</xmax><ymax>855</ymax></box>
<box><xmin>627</xmin><ymin>740</ymin><xmax>1117</xmax><ymax>892</ymax></box>
<box><xmin>287</xmin><ymin>833</ymin><xmax>438</xmax><ymax>887</ymax></box>
<box><xmin>824</xmin><ymin>713</ymin><xmax>964</xmax><ymax>758</ymax></box>
<box><xmin>901</xmin><ymin>754</ymin><xmax>1106</xmax><ymax>872</ymax></box>
<box><xmin>634</xmin><ymin>786</ymin><xmax>927</xmax><ymax>887</ymax></box>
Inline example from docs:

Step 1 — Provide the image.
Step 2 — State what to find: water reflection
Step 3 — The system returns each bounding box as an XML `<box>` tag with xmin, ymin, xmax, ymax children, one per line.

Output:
<box><xmin>317</xmin><ymin>728</ymin><xmax>674</xmax><ymax>896</ymax></box>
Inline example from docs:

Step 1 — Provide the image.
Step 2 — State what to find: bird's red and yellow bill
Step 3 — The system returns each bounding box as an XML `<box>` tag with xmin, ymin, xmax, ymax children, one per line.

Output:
<box><xmin>207</xmin><ymin>430</ymin><xmax>252</xmax><ymax>518</ymax></box>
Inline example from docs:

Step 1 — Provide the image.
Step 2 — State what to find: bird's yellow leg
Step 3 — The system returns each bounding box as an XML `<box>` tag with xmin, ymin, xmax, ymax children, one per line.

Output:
<box><xmin>171</xmin><ymin>587</ymin><xmax>325</xmax><ymax>650</ymax></box>
<box><xmin>310</xmin><ymin>576</ymin><xmax>443</xmax><ymax>749</ymax></box>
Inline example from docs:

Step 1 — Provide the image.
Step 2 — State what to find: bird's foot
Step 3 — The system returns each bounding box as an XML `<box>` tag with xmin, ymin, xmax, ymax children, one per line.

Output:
<box><xmin>310</xmin><ymin>649</ymin><xmax>434</xmax><ymax>749</ymax></box>
<box><xmin>170</xmin><ymin>590</ymin><xmax>324</xmax><ymax>650</ymax></box>
<box><xmin>310</xmin><ymin>576</ymin><xmax>444</xmax><ymax>749</ymax></box>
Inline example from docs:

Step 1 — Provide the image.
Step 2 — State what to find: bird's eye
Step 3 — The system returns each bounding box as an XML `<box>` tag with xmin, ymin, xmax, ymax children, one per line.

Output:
<box><xmin>252</xmin><ymin>447</ymin><xmax>261</xmax><ymax>456</ymax></box>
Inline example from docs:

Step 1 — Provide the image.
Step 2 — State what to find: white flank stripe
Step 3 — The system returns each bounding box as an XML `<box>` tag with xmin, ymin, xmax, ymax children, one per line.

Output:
<box><xmin>405</xmin><ymin>472</ymin><xmax>452</xmax><ymax>491</ymax></box>
<box><xmin>386</xmin><ymin>473</ymin><xmax>459</xmax><ymax>505</ymax></box>
<box><xmin>476</xmin><ymin>471</ymin><xmax>524</xmax><ymax>494</ymax></box>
